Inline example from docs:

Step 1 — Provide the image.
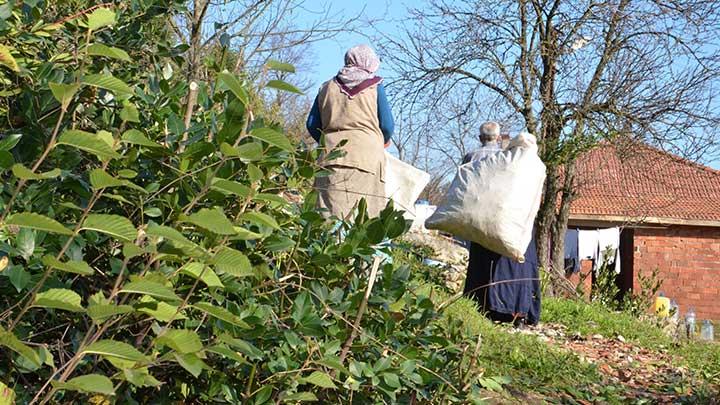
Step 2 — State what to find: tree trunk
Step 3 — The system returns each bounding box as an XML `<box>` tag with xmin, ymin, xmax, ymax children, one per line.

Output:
<box><xmin>550</xmin><ymin>161</ymin><xmax>578</xmax><ymax>297</ymax></box>
<box><xmin>535</xmin><ymin>163</ymin><xmax>557</xmax><ymax>295</ymax></box>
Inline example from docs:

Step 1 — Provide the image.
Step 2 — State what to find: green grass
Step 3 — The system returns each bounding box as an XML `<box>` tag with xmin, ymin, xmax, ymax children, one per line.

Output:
<box><xmin>425</xmin><ymin>285</ymin><xmax>604</xmax><ymax>393</ymax></box>
<box><xmin>395</xmin><ymin>240</ymin><xmax>720</xmax><ymax>402</ymax></box>
<box><xmin>542</xmin><ymin>297</ymin><xmax>672</xmax><ymax>348</ymax></box>
<box><xmin>543</xmin><ymin>296</ymin><xmax>720</xmax><ymax>386</ymax></box>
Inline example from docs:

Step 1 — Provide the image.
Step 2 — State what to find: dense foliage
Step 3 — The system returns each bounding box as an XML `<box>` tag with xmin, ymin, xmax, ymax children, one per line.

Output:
<box><xmin>0</xmin><ymin>2</ymin><xmax>491</xmax><ymax>403</ymax></box>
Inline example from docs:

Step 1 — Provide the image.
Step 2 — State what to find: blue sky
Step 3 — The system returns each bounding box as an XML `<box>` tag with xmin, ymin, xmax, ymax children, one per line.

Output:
<box><xmin>296</xmin><ymin>0</ymin><xmax>407</xmax><ymax>89</ymax></box>
<box><xmin>294</xmin><ymin>1</ymin><xmax>720</xmax><ymax>169</ymax></box>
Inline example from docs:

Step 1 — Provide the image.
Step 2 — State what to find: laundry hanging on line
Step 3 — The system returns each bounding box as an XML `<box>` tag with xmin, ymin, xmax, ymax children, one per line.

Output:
<box><xmin>563</xmin><ymin>228</ymin><xmax>580</xmax><ymax>273</ymax></box>
<box><xmin>571</xmin><ymin>227</ymin><xmax>621</xmax><ymax>274</ymax></box>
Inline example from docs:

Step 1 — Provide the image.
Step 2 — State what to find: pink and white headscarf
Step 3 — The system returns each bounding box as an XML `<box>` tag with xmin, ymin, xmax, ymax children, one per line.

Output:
<box><xmin>335</xmin><ymin>44</ymin><xmax>382</xmax><ymax>98</ymax></box>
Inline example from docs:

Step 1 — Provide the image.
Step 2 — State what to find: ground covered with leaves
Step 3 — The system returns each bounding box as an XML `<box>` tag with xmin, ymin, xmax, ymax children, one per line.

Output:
<box><xmin>395</xmin><ymin>236</ymin><xmax>720</xmax><ymax>404</ymax></box>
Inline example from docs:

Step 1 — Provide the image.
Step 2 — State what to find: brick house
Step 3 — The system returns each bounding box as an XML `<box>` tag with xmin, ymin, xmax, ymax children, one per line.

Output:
<box><xmin>566</xmin><ymin>142</ymin><xmax>720</xmax><ymax>321</ymax></box>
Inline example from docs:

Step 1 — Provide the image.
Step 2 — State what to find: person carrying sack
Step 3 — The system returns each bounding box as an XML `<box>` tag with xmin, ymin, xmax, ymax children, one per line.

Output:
<box><xmin>428</xmin><ymin>122</ymin><xmax>543</xmax><ymax>326</ymax></box>
<box><xmin>306</xmin><ymin>44</ymin><xmax>394</xmax><ymax>219</ymax></box>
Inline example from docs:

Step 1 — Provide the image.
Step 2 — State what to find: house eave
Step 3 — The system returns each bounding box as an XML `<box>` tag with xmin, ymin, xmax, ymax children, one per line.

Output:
<box><xmin>568</xmin><ymin>214</ymin><xmax>720</xmax><ymax>228</ymax></box>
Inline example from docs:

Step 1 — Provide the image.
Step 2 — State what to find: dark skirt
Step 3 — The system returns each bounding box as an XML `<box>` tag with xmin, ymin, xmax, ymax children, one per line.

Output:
<box><xmin>462</xmin><ymin>236</ymin><xmax>541</xmax><ymax>325</ymax></box>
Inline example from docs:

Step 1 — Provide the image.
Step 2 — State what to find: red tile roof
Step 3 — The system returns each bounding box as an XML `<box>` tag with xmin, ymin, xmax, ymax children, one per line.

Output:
<box><xmin>570</xmin><ymin>142</ymin><xmax>720</xmax><ymax>224</ymax></box>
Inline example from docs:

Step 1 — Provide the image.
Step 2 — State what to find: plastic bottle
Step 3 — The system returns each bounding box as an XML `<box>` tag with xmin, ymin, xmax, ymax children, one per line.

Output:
<box><xmin>685</xmin><ymin>308</ymin><xmax>696</xmax><ymax>339</ymax></box>
<box><xmin>700</xmin><ymin>320</ymin><xmax>714</xmax><ymax>342</ymax></box>
<box><xmin>655</xmin><ymin>292</ymin><xmax>670</xmax><ymax>317</ymax></box>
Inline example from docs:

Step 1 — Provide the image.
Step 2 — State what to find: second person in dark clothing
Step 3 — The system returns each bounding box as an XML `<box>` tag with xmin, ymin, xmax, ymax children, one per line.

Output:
<box><xmin>461</xmin><ymin>122</ymin><xmax>541</xmax><ymax>326</ymax></box>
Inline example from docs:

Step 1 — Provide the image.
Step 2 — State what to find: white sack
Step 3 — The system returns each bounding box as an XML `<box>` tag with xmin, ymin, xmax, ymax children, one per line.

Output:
<box><xmin>425</xmin><ymin>133</ymin><xmax>546</xmax><ymax>262</ymax></box>
<box><xmin>410</xmin><ymin>204</ymin><xmax>437</xmax><ymax>232</ymax></box>
<box><xmin>384</xmin><ymin>152</ymin><xmax>431</xmax><ymax>218</ymax></box>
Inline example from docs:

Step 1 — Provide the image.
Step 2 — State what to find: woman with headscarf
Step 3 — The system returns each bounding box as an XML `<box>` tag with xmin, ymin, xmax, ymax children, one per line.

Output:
<box><xmin>306</xmin><ymin>44</ymin><xmax>394</xmax><ymax>219</ymax></box>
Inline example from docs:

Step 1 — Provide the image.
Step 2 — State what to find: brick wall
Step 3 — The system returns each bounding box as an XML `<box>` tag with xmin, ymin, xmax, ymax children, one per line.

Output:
<box><xmin>565</xmin><ymin>260</ymin><xmax>593</xmax><ymax>299</ymax></box>
<box><xmin>633</xmin><ymin>226</ymin><xmax>720</xmax><ymax>321</ymax></box>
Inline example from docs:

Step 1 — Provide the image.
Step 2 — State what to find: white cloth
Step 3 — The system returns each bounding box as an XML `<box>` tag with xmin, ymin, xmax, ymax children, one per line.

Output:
<box><xmin>384</xmin><ymin>153</ymin><xmax>431</xmax><ymax>219</ymax></box>
<box><xmin>578</xmin><ymin>228</ymin><xmax>621</xmax><ymax>274</ymax></box>
<box><xmin>578</xmin><ymin>230</ymin><xmax>599</xmax><ymax>262</ymax></box>
<box><xmin>410</xmin><ymin>204</ymin><xmax>437</xmax><ymax>232</ymax></box>
<box><xmin>464</xmin><ymin>144</ymin><xmax>502</xmax><ymax>163</ymax></box>
<box><xmin>597</xmin><ymin>227</ymin><xmax>620</xmax><ymax>274</ymax></box>
<box><xmin>425</xmin><ymin>133</ymin><xmax>546</xmax><ymax>262</ymax></box>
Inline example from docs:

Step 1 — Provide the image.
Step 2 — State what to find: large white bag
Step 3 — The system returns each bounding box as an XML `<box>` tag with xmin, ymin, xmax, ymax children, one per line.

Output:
<box><xmin>384</xmin><ymin>152</ymin><xmax>431</xmax><ymax>218</ymax></box>
<box><xmin>425</xmin><ymin>133</ymin><xmax>546</xmax><ymax>262</ymax></box>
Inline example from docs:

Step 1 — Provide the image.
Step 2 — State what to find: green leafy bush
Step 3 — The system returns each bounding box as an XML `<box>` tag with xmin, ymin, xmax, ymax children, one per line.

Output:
<box><xmin>0</xmin><ymin>2</ymin><xmax>490</xmax><ymax>403</ymax></box>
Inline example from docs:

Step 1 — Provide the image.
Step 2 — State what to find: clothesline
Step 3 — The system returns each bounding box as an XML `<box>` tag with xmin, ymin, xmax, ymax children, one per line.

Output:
<box><xmin>564</xmin><ymin>227</ymin><xmax>621</xmax><ymax>274</ymax></box>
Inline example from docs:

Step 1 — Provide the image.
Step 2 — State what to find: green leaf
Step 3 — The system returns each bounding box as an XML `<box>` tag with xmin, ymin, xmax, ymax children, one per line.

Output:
<box><xmin>219</xmin><ymin>142</ymin><xmax>239</xmax><ymax>157</ymax></box>
<box><xmin>301</xmin><ymin>371</ymin><xmax>337</xmax><ymax>389</ymax></box>
<box><xmin>54</xmin><ymin>374</ymin><xmax>114</xmax><ymax>395</ymax></box>
<box><xmin>87</xmin><ymin>303</ymin><xmax>134</xmax><ymax>322</ymax></box>
<box><xmin>42</xmin><ymin>255</ymin><xmax>93</xmax><ymax>276</ymax></box>
<box><xmin>229</xmin><ymin>227</ymin><xmax>264</xmax><ymax>241</ymax></box>
<box><xmin>123</xmin><ymin>367</ymin><xmax>161</xmax><ymax>388</ymax></box>
<box><xmin>33</xmin><ymin>288</ymin><xmax>84</xmax><ymax>312</ymax></box>
<box><xmin>235</xmin><ymin>142</ymin><xmax>264</xmax><ymax>161</ymax></box>
<box><xmin>179</xmin><ymin>262</ymin><xmax>224</xmax><ymax>288</ymax></box>
<box><xmin>206</xmin><ymin>345</ymin><xmax>247</xmax><ymax>364</ymax></box>
<box><xmin>87</xmin><ymin>7</ymin><xmax>116</xmax><ymax>30</ymax></box>
<box><xmin>266</xmin><ymin>59</ymin><xmax>296</xmax><ymax>73</ymax></box>
<box><xmin>240</xmin><ymin>211</ymin><xmax>280</xmax><ymax>230</ymax></box>
<box><xmin>283</xmin><ymin>392</ymin><xmax>318</xmax><ymax>402</ymax></box>
<box><xmin>218</xmin><ymin>72</ymin><xmax>248</xmax><ymax>105</ymax></box>
<box><xmin>120</xmin><ymin>280</ymin><xmax>180</xmax><ymax>302</ymax></box>
<box><xmin>156</xmin><ymin>329</ymin><xmax>203</xmax><ymax>354</ymax></box>
<box><xmin>118</xmin><ymin>169</ymin><xmax>137</xmax><ymax>179</ymax></box>
<box><xmin>144</xmin><ymin>207</ymin><xmax>162</xmax><ymax>217</ymax></box>
<box><xmin>58</xmin><ymin>129</ymin><xmax>121</xmax><ymax>160</ymax></box>
<box><xmin>174</xmin><ymin>352</ymin><xmax>205</xmax><ymax>378</ymax></box>
<box><xmin>0</xmin><ymin>380</ymin><xmax>15</xmax><ymax>405</ymax></box>
<box><xmin>185</xmin><ymin>207</ymin><xmax>236</xmax><ymax>235</ymax></box>
<box><xmin>87</xmin><ymin>43</ymin><xmax>130</xmax><ymax>61</ymax></box>
<box><xmin>84</xmin><ymin>340</ymin><xmax>148</xmax><ymax>362</ymax></box>
<box><xmin>49</xmin><ymin>82</ymin><xmax>80</xmax><ymax>110</ymax></box>
<box><xmin>5</xmin><ymin>266</ymin><xmax>31</xmax><ymax>292</ymax></box>
<box><xmin>89</xmin><ymin>169</ymin><xmax>124</xmax><ymax>188</ymax></box>
<box><xmin>250</xmin><ymin>127</ymin><xmax>293</xmax><ymax>152</ymax></box>
<box><xmin>247</xmin><ymin>164</ymin><xmax>263</xmax><ymax>182</ymax></box>
<box><xmin>0</xmin><ymin>44</ymin><xmax>19</xmax><ymax>72</ymax></box>
<box><xmin>266</xmin><ymin>79</ymin><xmax>303</xmax><ymax>94</ymax></box>
<box><xmin>0</xmin><ymin>134</ymin><xmax>21</xmax><ymax>151</ymax></box>
<box><xmin>122</xmin><ymin>242</ymin><xmax>144</xmax><ymax>259</ymax></box>
<box><xmin>0</xmin><ymin>151</ymin><xmax>14</xmax><ymax>169</ymax></box>
<box><xmin>212</xmin><ymin>247</ymin><xmax>252</xmax><ymax>277</ymax></box>
<box><xmin>192</xmin><ymin>302</ymin><xmax>250</xmax><ymax>328</ymax></box>
<box><xmin>120</xmin><ymin>102</ymin><xmax>140</xmax><ymax>123</ymax></box>
<box><xmin>89</xmin><ymin>169</ymin><xmax>146</xmax><ymax>193</ymax></box>
<box><xmin>146</xmin><ymin>224</ymin><xmax>203</xmax><ymax>254</ymax></box>
<box><xmin>121</xmin><ymin>129</ymin><xmax>162</xmax><ymax>148</ymax></box>
<box><xmin>11</xmin><ymin>164</ymin><xmax>61</xmax><ymax>180</ymax></box>
<box><xmin>382</xmin><ymin>372</ymin><xmax>401</xmax><ymax>388</ymax></box>
<box><xmin>218</xmin><ymin>334</ymin><xmax>264</xmax><ymax>361</ymax></box>
<box><xmin>0</xmin><ymin>327</ymin><xmax>42</xmax><ymax>368</ymax></box>
<box><xmin>135</xmin><ymin>296</ymin><xmax>185</xmax><ymax>322</ymax></box>
<box><xmin>83</xmin><ymin>73</ymin><xmax>133</xmax><ymax>96</ymax></box>
<box><xmin>83</xmin><ymin>214</ymin><xmax>136</xmax><ymax>242</ymax></box>
<box><xmin>210</xmin><ymin>178</ymin><xmax>252</xmax><ymax>198</ymax></box>
<box><xmin>254</xmin><ymin>193</ymin><xmax>288</xmax><ymax>206</ymax></box>
<box><xmin>6</xmin><ymin>212</ymin><xmax>72</xmax><ymax>235</ymax></box>
<box><xmin>16</xmin><ymin>228</ymin><xmax>35</xmax><ymax>261</ymax></box>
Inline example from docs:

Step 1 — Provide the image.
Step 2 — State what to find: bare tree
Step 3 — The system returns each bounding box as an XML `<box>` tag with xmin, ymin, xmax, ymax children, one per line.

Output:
<box><xmin>169</xmin><ymin>1</ymin><xmax>362</xmax><ymax>149</ymax></box>
<box><xmin>379</xmin><ymin>0</ymin><xmax>720</xmax><ymax>291</ymax></box>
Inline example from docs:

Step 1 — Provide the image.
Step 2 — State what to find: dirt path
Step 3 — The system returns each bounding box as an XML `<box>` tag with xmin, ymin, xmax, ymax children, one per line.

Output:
<box><xmin>509</xmin><ymin>322</ymin><xmax>718</xmax><ymax>404</ymax></box>
<box><xmin>406</xmin><ymin>231</ymin><xmax>719</xmax><ymax>403</ymax></box>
